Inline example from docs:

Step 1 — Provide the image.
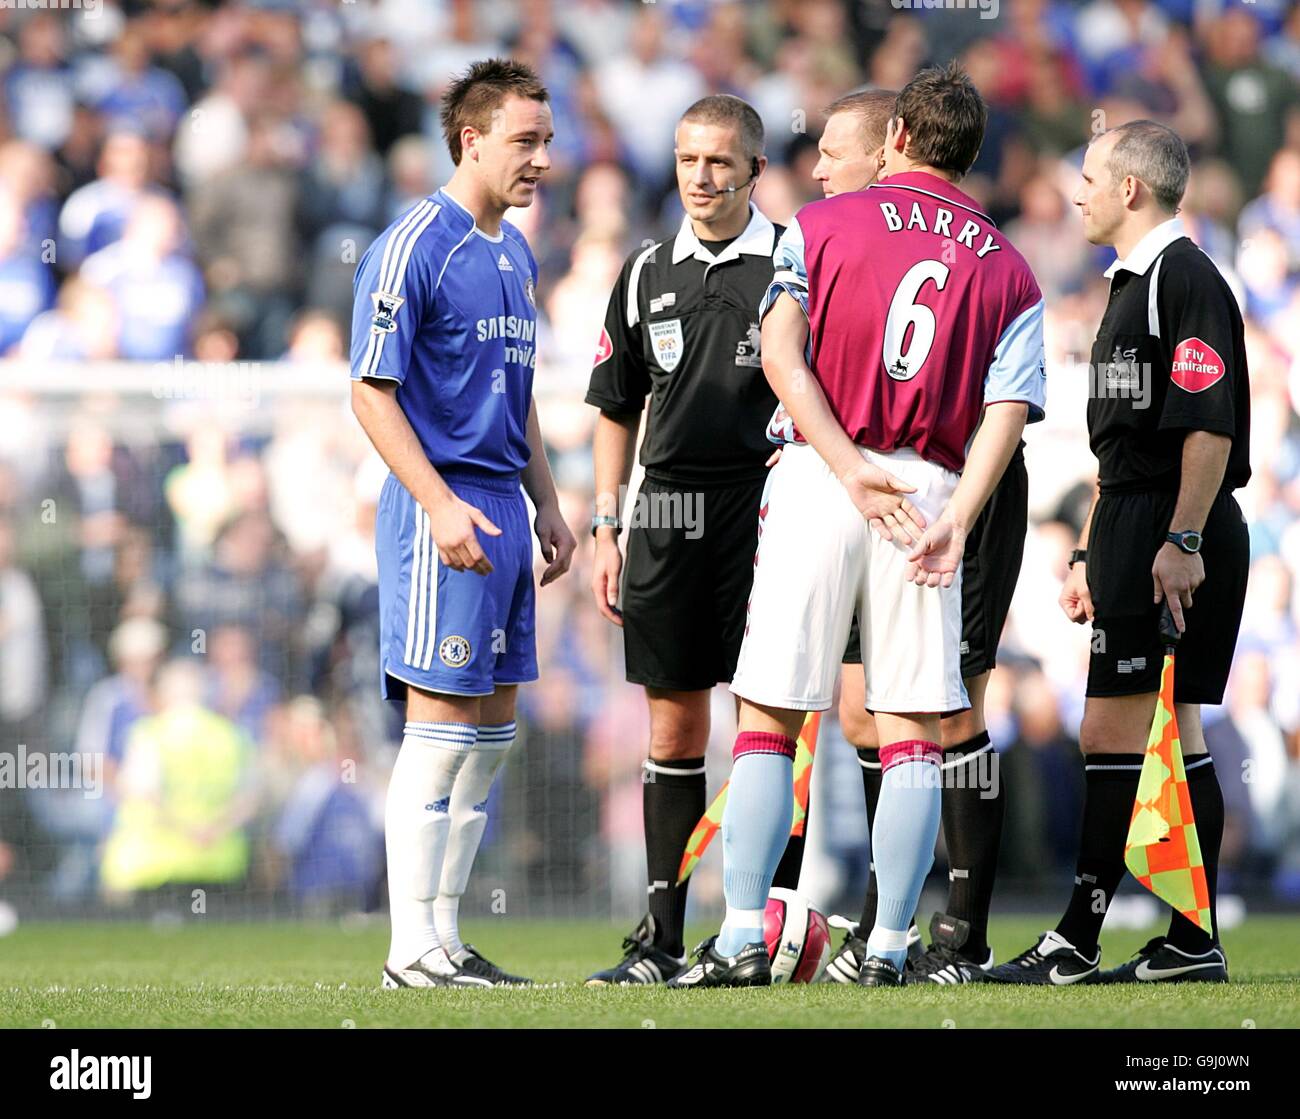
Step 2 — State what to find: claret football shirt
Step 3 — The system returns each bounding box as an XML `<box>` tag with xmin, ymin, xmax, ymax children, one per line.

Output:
<box><xmin>761</xmin><ymin>170</ymin><xmax>1046</xmax><ymax>472</ymax></box>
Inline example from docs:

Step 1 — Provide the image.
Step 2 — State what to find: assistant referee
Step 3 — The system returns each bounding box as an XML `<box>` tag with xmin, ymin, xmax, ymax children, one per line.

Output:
<box><xmin>584</xmin><ymin>95</ymin><xmax>794</xmax><ymax>985</ymax></box>
<box><xmin>991</xmin><ymin>120</ymin><xmax>1250</xmax><ymax>987</ymax></box>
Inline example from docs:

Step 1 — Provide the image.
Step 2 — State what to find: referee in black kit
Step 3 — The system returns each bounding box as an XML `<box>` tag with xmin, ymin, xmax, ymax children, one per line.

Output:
<box><xmin>992</xmin><ymin>120</ymin><xmax>1251</xmax><ymax>986</ymax></box>
<box><xmin>583</xmin><ymin>95</ymin><xmax>798</xmax><ymax>985</ymax></box>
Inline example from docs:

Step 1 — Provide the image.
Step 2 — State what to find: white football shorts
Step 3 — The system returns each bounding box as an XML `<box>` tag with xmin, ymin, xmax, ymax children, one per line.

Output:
<box><xmin>730</xmin><ymin>442</ymin><xmax>968</xmax><ymax>715</ymax></box>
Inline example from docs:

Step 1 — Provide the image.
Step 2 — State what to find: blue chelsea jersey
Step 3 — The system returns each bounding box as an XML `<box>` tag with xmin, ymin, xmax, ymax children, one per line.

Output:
<box><xmin>349</xmin><ymin>189</ymin><xmax>539</xmax><ymax>476</ymax></box>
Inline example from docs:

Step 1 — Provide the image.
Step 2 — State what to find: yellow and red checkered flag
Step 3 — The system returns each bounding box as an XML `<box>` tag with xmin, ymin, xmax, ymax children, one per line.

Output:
<box><xmin>789</xmin><ymin>711</ymin><xmax>821</xmax><ymax>838</ymax></box>
<box><xmin>677</xmin><ymin>712</ymin><xmax>820</xmax><ymax>884</ymax></box>
<box><xmin>1123</xmin><ymin>607</ymin><xmax>1212</xmax><ymax>932</ymax></box>
<box><xmin>676</xmin><ymin>780</ymin><xmax>726</xmax><ymax>886</ymax></box>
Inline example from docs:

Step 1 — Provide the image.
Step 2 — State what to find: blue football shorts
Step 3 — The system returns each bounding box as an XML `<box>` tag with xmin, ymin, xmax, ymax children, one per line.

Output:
<box><xmin>375</xmin><ymin>469</ymin><xmax>538</xmax><ymax>700</ymax></box>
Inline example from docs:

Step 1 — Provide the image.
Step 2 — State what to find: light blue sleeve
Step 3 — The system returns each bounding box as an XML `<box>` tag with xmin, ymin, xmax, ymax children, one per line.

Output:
<box><xmin>984</xmin><ymin>298</ymin><xmax>1046</xmax><ymax>423</ymax></box>
<box><xmin>759</xmin><ymin>214</ymin><xmax>809</xmax><ymax>321</ymax></box>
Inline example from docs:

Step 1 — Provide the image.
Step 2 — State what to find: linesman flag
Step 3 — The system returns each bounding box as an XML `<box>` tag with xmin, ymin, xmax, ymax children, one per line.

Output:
<box><xmin>677</xmin><ymin>712</ymin><xmax>821</xmax><ymax>885</ymax></box>
<box><xmin>1123</xmin><ymin>605</ymin><xmax>1212</xmax><ymax>932</ymax></box>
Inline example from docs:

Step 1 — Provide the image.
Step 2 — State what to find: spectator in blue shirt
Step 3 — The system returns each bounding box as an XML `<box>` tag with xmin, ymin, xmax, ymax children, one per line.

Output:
<box><xmin>207</xmin><ymin>624</ymin><xmax>282</xmax><ymax>748</ymax></box>
<box><xmin>0</xmin><ymin>190</ymin><xmax>55</xmax><ymax>355</ymax></box>
<box><xmin>58</xmin><ymin>130</ymin><xmax>157</xmax><ymax>269</ymax></box>
<box><xmin>1239</xmin><ymin>148</ymin><xmax>1300</xmax><ymax>276</ymax></box>
<box><xmin>82</xmin><ymin>25</ymin><xmax>188</xmax><ymax>144</ymax></box>
<box><xmin>3</xmin><ymin>13</ymin><xmax>76</xmax><ymax>151</ymax></box>
<box><xmin>80</xmin><ymin>195</ymin><xmax>204</xmax><ymax>361</ymax></box>
<box><xmin>0</xmin><ymin>140</ymin><xmax>59</xmax><ymax>257</ymax></box>
<box><xmin>20</xmin><ymin>277</ymin><xmax>119</xmax><ymax>361</ymax></box>
<box><xmin>271</xmin><ymin>697</ymin><xmax>384</xmax><ymax>914</ymax></box>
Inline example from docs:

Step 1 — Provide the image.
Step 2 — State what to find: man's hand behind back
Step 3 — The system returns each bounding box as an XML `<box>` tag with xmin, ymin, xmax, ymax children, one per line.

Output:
<box><xmin>905</xmin><ymin>514</ymin><xmax>965</xmax><ymax>588</ymax></box>
<box><xmin>840</xmin><ymin>460</ymin><xmax>926</xmax><ymax>546</ymax></box>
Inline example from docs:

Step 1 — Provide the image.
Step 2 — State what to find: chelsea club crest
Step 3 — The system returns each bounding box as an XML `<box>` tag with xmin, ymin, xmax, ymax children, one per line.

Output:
<box><xmin>439</xmin><ymin>635</ymin><xmax>472</xmax><ymax>668</ymax></box>
<box><xmin>370</xmin><ymin>291</ymin><xmax>405</xmax><ymax>334</ymax></box>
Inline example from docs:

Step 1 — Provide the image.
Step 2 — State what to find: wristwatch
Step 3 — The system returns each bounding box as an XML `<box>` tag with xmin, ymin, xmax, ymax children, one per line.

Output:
<box><xmin>591</xmin><ymin>514</ymin><xmax>621</xmax><ymax>537</ymax></box>
<box><xmin>1166</xmin><ymin>530</ymin><xmax>1203</xmax><ymax>555</ymax></box>
<box><xmin>1068</xmin><ymin>548</ymin><xmax>1087</xmax><ymax>568</ymax></box>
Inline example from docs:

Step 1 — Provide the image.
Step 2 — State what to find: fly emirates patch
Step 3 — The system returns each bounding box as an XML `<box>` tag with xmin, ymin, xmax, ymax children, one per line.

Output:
<box><xmin>877</xmin><ymin>201</ymin><xmax>1002</xmax><ymax>260</ymax></box>
<box><xmin>1171</xmin><ymin>337</ymin><xmax>1226</xmax><ymax>393</ymax></box>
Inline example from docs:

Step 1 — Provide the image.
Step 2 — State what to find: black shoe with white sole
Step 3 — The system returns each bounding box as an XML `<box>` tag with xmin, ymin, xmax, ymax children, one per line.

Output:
<box><xmin>910</xmin><ymin>912</ymin><xmax>994</xmax><ymax>985</ymax></box>
<box><xmin>824</xmin><ymin>915</ymin><xmax>924</xmax><ymax>984</ymax></box>
<box><xmin>448</xmin><ymin>945</ymin><xmax>532</xmax><ymax>987</ymax></box>
<box><xmin>586</xmin><ymin>915</ymin><xmax>687</xmax><ymax>986</ymax></box>
<box><xmin>823</xmin><ymin>916</ymin><xmax>870</xmax><ymax>985</ymax></box>
<box><xmin>666</xmin><ymin>936</ymin><xmax>771</xmax><ymax>989</ymax></box>
<box><xmin>1097</xmin><ymin>937</ymin><xmax>1228</xmax><ymax>984</ymax></box>
<box><xmin>985</xmin><ymin>930</ymin><xmax>1100</xmax><ymax>986</ymax></box>
<box><xmin>857</xmin><ymin>955</ymin><xmax>905</xmax><ymax>987</ymax></box>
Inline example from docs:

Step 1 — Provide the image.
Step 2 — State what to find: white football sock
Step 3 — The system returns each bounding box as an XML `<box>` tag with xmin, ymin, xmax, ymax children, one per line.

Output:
<box><xmin>435</xmin><ymin>721</ymin><xmax>515</xmax><ymax>957</ymax></box>
<box><xmin>385</xmin><ymin>721</ymin><xmax>476</xmax><ymax>969</ymax></box>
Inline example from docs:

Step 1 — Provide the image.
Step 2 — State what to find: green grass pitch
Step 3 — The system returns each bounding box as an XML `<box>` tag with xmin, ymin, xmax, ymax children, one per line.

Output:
<box><xmin>3</xmin><ymin>917</ymin><xmax>1297</xmax><ymax>1028</ymax></box>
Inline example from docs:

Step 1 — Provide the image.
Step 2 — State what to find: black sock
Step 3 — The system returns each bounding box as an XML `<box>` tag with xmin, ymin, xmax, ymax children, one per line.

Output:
<box><xmin>772</xmin><ymin>798</ymin><xmax>810</xmax><ymax>890</ymax></box>
<box><xmin>856</xmin><ymin>747</ymin><xmax>883</xmax><ymax>933</ymax></box>
<box><xmin>1165</xmin><ymin>755</ymin><xmax>1223</xmax><ymax>954</ymax></box>
<box><xmin>643</xmin><ymin>756</ymin><xmax>706</xmax><ymax>957</ymax></box>
<box><xmin>1055</xmin><ymin>752</ymin><xmax>1145</xmax><ymax>955</ymax></box>
<box><xmin>940</xmin><ymin>731</ymin><xmax>1003</xmax><ymax>959</ymax></box>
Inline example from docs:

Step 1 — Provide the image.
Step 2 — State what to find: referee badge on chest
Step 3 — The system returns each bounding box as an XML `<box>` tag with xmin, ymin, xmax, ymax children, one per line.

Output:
<box><xmin>648</xmin><ymin>318</ymin><xmax>684</xmax><ymax>372</ymax></box>
<box><xmin>735</xmin><ymin>321</ymin><xmax>762</xmax><ymax>367</ymax></box>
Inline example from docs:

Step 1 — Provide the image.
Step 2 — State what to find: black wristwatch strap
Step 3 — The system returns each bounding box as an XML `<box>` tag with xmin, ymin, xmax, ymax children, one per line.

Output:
<box><xmin>1069</xmin><ymin>548</ymin><xmax>1087</xmax><ymax>568</ymax></box>
<box><xmin>1166</xmin><ymin>530</ymin><xmax>1203</xmax><ymax>554</ymax></box>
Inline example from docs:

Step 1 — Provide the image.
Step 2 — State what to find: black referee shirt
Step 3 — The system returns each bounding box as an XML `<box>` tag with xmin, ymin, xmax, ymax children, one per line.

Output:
<box><xmin>1086</xmin><ymin>220</ymin><xmax>1251</xmax><ymax>494</ymax></box>
<box><xmin>586</xmin><ymin>205</ymin><xmax>782</xmax><ymax>486</ymax></box>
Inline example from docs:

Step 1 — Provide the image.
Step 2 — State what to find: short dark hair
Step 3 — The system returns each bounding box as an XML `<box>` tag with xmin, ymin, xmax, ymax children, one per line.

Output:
<box><xmin>679</xmin><ymin>94</ymin><xmax>765</xmax><ymax>161</ymax></box>
<box><xmin>891</xmin><ymin>61</ymin><xmax>986</xmax><ymax>180</ymax></box>
<box><xmin>1101</xmin><ymin>119</ymin><xmax>1189</xmax><ymax>212</ymax></box>
<box><xmin>439</xmin><ymin>58</ymin><xmax>549</xmax><ymax>165</ymax></box>
<box><xmin>824</xmin><ymin>88</ymin><xmax>897</xmax><ymax>151</ymax></box>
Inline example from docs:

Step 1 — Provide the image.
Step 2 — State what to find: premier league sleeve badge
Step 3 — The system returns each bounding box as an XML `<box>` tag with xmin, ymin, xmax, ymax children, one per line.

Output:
<box><xmin>370</xmin><ymin>291</ymin><xmax>406</xmax><ymax>334</ymax></box>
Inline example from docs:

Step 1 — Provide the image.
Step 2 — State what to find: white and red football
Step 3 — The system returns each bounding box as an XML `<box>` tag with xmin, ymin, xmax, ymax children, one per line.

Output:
<box><xmin>763</xmin><ymin>887</ymin><xmax>832</xmax><ymax>984</ymax></box>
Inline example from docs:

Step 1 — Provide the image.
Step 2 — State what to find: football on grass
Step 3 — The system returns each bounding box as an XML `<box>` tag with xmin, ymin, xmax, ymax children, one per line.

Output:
<box><xmin>764</xmin><ymin>887</ymin><xmax>832</xmax><ymax>983</ymax></box>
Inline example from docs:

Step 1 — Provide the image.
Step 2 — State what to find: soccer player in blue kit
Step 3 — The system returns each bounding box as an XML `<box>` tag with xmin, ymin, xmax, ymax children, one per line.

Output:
<box><xmin>350</xmin><ymin>60</ymin><xmax>576</xmax><ymax>988</ymax></box>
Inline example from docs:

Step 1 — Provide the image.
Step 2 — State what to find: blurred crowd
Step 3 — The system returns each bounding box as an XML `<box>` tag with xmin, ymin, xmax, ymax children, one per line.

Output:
<box><xmin>1</xmin><ymin>0</ymin><xmax>1299</xmax><ymax>920</ymax></box>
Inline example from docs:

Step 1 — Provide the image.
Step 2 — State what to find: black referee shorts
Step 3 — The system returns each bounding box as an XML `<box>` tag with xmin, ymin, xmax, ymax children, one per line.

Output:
<box><xmin>1087</xmin><ymin>488</ymin><xmax>1249</xmax><ymax>704</ymax></box>
<box><xmin>842</xmin><ymin>445</ymin><xmax>1028</xmax><ymax>680</ymax></box>
<box><xmin>621</xmin><ymin>475</ymin><xmax>765</xmax><ymax>691</ymax></box>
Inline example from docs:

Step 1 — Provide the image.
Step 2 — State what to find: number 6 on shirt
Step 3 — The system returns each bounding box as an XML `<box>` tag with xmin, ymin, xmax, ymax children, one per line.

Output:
<box><xmin>883</xmin><ymin>258</ymin><xmax>949</xmax><ymax>382</ymax></box>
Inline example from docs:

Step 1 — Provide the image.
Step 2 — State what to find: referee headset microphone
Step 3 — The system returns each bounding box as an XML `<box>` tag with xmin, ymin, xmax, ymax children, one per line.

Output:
<box><xmin>719</xmin><ymin>157</ymin><xmax>761</xmax><ymax>194</ymax></box>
